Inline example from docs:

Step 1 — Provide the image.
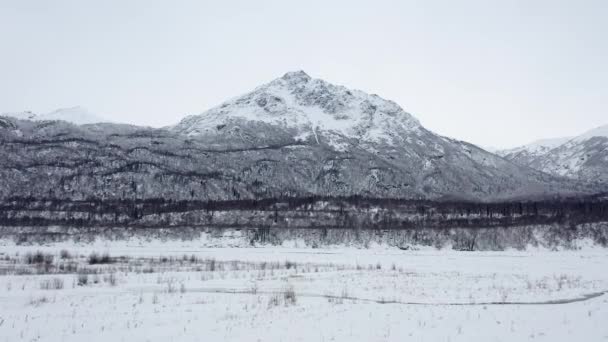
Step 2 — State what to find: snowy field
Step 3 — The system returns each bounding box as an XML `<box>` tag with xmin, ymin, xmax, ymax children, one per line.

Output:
<box><xmin>1</xmin><ymin>240</ymin><xmax>607</xmax><ymax>341</ymax></box>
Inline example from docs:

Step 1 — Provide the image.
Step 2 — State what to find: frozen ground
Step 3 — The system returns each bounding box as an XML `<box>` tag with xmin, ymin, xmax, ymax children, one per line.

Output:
<box><xmin>0</xmin><ymin>240</ymin><xmax>607</xmax><ymax>341</ymax></box>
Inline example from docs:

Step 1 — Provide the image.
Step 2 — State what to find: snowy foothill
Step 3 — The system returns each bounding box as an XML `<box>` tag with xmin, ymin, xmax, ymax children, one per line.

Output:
<box><xmin>1</xmin><ymin>106</ymin><xmax>107</xmax><ymax>125</ymax></box>
<box><xmin>0</xmin><ymin>239</ymin><xmax>607</xmax><ymax>341</ymax></box>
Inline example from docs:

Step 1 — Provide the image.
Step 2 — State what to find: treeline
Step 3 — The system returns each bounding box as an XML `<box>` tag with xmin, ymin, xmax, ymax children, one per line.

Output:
<box><xmin>0</xmin><ymin>194</ymin><xmax>608</xmax><ymax>230</ymax></box>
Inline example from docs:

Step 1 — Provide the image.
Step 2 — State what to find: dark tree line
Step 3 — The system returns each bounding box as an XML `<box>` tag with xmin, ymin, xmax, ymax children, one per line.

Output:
<box><xmin>1</xmin><ymin>193</ymin><xmax>608</xmax><ymax>230</ymax></box>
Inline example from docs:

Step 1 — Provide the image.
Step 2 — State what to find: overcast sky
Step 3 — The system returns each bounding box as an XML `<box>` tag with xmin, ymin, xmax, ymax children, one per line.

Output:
<box><xmin>1</xmin><ymin>0</ymin><xmax>606</xmax><ymax>148</ymax></box>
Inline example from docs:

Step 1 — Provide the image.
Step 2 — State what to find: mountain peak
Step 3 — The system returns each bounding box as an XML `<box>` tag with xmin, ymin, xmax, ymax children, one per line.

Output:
<box><xmin>280</xmin><ymin>70</ymin><xmax>311</xmax><ymax>83</ymax></box>
<box><xmin>174</xmin><ymin>71</ymin><xmax>422</xmax><ymax>144</ymax></box>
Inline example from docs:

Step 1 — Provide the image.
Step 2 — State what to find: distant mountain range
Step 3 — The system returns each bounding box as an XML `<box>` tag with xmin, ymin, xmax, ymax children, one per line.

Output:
<box><xmin>497</xmin><ymin>125</ymin><xmax>608</xmax><ymax>185</ymax></box>
<box><xmin>0</xmin><ymin>71</ymin><xmax>603</xmax><ymax>203</ymax></box>
<box><xmin>2</xmin><ymin>106</ymin><xmax>106</xmax><ymax>125</ymax></box>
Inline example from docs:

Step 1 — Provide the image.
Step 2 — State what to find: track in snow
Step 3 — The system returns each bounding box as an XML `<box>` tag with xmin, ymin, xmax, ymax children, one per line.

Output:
<box><xmin>165</xmin><ymin>287</ymin><xmax>608</xmax><ymax>306</ymax></box>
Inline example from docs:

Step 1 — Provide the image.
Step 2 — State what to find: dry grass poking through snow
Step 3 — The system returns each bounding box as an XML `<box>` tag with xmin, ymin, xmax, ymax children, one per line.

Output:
<box><xmin>0</xmin><ymin>247</ymin><xmax>607</xmax><ymax>341</ymax></box>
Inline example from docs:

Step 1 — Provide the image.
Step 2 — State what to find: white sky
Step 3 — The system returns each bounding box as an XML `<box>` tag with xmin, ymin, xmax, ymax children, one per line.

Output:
<box><xmin>1</xmin><ymin>0</ymin><xmax>606</xmax><ymax>148</ymax></box>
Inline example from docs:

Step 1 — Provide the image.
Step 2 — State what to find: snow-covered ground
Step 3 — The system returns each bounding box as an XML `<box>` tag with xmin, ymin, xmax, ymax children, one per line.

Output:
<box><xmin>1</xmin><ymin>240</ymin><xmax>607</xmax><ymax>341</ymax></box>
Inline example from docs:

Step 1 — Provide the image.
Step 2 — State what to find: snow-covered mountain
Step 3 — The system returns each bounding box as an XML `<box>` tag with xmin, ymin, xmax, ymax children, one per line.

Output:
<box><xmin>0</xmin><ymin>71</ymin><xmax>597</xmax><ymax>202</ymax></box>
<box><xmin>170</xmin><ymin>71</ymin><xmax>585</xmax><ymax>200</ymax></box>
<box><xmin>573</xmin><ymin>124</ymin><xmax>608</xmax><ymax>142</ymax></box>
<box><xmin>499</xmin><ymin>125</ymin><xmax>608</xmax><ymax>184</ymax></box>
<box><xmin>496</xmin><ymin>137</ymin><xmax>572</xmax><ymax>165</ymax></box>
<box><xmin>174</xmin><ymin>71</ymin><xmax>422</xmax><ymax>146</ymax></box>
<box><xmin>2</xmin><ymin>106</ymin><xmax>105</xmax><ymax>125</ymax></box>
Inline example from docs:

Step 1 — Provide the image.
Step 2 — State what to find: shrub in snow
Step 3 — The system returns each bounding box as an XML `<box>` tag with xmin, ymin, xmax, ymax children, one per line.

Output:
<box><xmin>25</xmin><ymin>251</ymin><xmax>53</xmax><ymax>265</ymax></box>
<box><xmin>267</xmin><ymin>285</ymin><xmax>297</xmax><ymax>308</ymax></box>
<box><xmin>77</xmin><ymin>273</ymin><xmax>88</xmax><ymax>286</ymax></box>
<box><xmin>29</xmin><ymin>296</ymin><xmax>49</xmax><ymax>306</ymax></box>
<box><xmin>103</xmin><ymin>272</ymin><xmax>117</xmax><ymax>286</ymax></box>
<box><xmin>60</xmin><ymin>250</ymin><xmax>72</xmax><ymax>259</ymax></box>
<box><xmin>88</xmin><ymin>252</ymin><xmax>112</xmax><ymax>265</ymax></box>
<box><xmin>40</xmin><ymin>278</ymin><xmax>64</xmax><ymax>290</ymax></box>
<box><xmin>267</xmin><ymin>294</ymin><xmax>281</xmax><ymax>308</ymax></box>
<box><xmin>283</xmin><ymin>285</ymin><xmax>297</xmax><ymax>305</ymax></box>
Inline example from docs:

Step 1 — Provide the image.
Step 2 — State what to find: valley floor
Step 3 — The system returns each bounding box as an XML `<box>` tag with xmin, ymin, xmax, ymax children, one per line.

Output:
<box><xmin>0</xmin><ymin>241</ymin><xmax>607</xmax><ymax>341</ymax></box>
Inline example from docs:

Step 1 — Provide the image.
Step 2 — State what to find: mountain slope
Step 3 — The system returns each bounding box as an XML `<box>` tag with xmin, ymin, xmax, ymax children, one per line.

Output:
<box><xmin>0</xmin><ymin>112</ymin><xmax>582</xmax><ymax>203</ymax></box>
<box><xmin>499</xmin><ymin>125</ymin><xmax>608</xmax><ymax>184</ymax></box>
